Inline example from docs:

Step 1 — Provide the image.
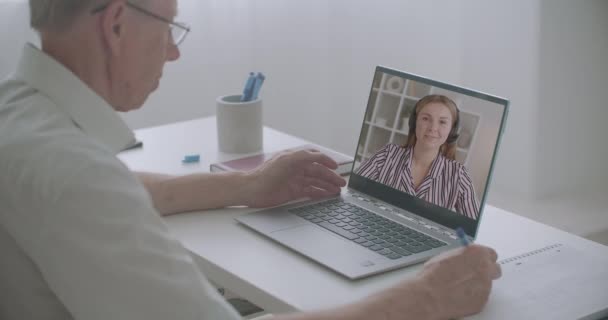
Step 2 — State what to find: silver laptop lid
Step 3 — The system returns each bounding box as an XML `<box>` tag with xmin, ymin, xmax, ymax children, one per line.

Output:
<box><xmin>348</xmin><ymin>66</ymin><xmax>509</xmax><ymax>238</ymax></box>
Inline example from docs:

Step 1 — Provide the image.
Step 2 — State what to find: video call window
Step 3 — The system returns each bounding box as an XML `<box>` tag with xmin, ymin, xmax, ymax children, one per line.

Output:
<box><xmin>352</xmin><ymin>70</ymin><xmax>506</xmax><ymax>220</ymax></box>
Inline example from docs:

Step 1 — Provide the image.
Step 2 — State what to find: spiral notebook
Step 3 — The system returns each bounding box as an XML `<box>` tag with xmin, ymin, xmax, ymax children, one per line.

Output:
<box><xmin>467</xmin><ymin>243</ymin><xmax>608</xmax><ymax>320</ymax></box>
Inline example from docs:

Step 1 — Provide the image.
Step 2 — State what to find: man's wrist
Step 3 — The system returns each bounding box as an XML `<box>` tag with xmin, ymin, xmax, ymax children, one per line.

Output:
<box><xmin>364</xmin><ymin>278</ymin><xmax>438</xmax><ymax>320</ymax></box>
<box><xmin>237</xmin><ymin>170</ymin><xmax>261</xmax><ymax>206</ymax></box>
<box><xmin>408</xmin><ymin>277</ymin><xmax>442</xmax><ymax>320</ymax></box>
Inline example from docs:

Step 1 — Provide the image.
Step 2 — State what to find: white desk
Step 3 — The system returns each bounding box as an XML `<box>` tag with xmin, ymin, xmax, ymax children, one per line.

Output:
<box><xmin>119</xmin><ymin>117</ymin><xmax>608</xmax><ymax>315</ymax></box>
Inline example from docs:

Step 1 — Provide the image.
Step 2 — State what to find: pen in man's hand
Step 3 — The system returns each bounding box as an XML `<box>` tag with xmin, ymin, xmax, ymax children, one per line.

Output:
<box><xmin>456</xmin><ymin>227</ymin><xmax>470</xmax><ymax>247</ymax></box>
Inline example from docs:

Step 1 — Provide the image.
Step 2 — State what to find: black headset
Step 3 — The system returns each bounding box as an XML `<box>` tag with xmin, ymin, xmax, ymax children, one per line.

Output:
<box><xmin>408</xmin><ymin>98</ymin><xmax>460</xmax><ymax>144</ymax></box>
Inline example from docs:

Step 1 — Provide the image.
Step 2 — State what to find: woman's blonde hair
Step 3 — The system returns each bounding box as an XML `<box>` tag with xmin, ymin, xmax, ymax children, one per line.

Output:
<box><xmin>404</xmin><ymin>94</ymin><xmax>460</xmax><ymax>160</ymax></box>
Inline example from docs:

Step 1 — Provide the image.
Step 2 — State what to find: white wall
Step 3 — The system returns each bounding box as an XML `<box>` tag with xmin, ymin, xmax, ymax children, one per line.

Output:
<box><xmin>537</xmin><ymin>0</ymin><xmax>608</xmax><ymax>196</ymax></box>
<box><xmin>245</xmin><ymin>0</ymin><xmax>543</xmax><ymax>202</ymax></box>
<box><xmin>0</xmin><ymin>1</ymin><xmax>37</xmax><ymax>78</ymax></box>
<box><xmin>459</xmin><ymin>1</ymin><xmax>541</xmax><ymax>200</ymax></box>
<box><xmin>1</xmin><ymin>0</ymin><xmax>607</xmax><ymax>218</ymax></box>
<box><xmin>0</xmin><ymin>1</ymin><xmax>254</xmax><ymax>129</ymax></box>
<box><xmin>120</xmin><ymin>0</ymin><xmax>255</xmax><ymax>128</ymax></box>
<box><xmin>248</xmin><ymin>0</ymin><xmax>465</xmax><ymax>160</ymax></box>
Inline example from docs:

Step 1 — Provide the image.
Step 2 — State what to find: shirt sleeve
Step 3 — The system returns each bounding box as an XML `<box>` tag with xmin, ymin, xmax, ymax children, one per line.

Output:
<box><xmin>455</xmin><ymin>166</ymin><xmax>480</xmax><ymax>220</ymax></box>
<box><xmin>0</xmin><ymin>141</ymin><xmax>241</xmax><ymax>320</ymax></box>
<box><xmin>355</xmin><ymin>144</ymin><xmax>392</xmax><ymax>181</ymax></box>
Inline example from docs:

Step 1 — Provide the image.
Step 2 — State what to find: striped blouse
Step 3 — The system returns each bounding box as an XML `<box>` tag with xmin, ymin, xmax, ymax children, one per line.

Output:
<box><xmin>356</xmin><ymin>144</ymin><xmax>480</xmax><ymax>219</ymax></box>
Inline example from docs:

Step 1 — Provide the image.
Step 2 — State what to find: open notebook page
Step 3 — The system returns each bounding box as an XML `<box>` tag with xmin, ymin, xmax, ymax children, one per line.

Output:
<box><xmin>467</xmin><ymin>244</ymin><xmax>608</xmax><ymax>320</ymax></box>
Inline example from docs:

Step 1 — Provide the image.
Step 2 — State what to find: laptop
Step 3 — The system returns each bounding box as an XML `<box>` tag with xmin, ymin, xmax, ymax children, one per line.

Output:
<box><xmin>236</xmin><ymin>66</ymin><xmax>509</xmax><ymax>279</ymax></box>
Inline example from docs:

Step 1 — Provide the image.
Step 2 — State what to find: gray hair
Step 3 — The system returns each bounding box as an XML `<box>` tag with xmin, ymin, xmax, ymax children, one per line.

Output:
<box><xmin>29</xmin><ymin>0</ymin><xmax>148</xmax><ymax>32</ymax></box>
<box><xmin>29</xmin><ymin>0</ymin><xmax>100</xmax><ymax>31</ymax></box>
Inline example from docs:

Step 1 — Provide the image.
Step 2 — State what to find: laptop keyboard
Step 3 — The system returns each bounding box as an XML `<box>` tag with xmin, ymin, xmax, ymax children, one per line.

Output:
<box><xmin>289</xmin><ymin>199</ymin><xmax>447</xmax><ymax>260</ymax></box>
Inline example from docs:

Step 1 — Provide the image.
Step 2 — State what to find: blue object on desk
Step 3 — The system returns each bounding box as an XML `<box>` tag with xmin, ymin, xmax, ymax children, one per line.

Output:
<box><xmin>456</xmin><ymin>227</ymin><xmax>470</xmax><ymax>247</ymax></box>
<box><xmin>182</xmin><ymin>154</ymin><xmax>200</xmax><ymax>164</ymax></box>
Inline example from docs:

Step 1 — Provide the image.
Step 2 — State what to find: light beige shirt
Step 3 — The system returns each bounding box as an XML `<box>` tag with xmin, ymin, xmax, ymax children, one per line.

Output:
<box><xmin>0</xmin><ymin>44</ymin><xmax>240</xmax><ymax>320</ymax></box>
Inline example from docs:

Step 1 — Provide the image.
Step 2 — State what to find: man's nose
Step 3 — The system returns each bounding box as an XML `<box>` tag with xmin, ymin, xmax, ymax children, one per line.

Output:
<box><xmin>167</xmin><ymin>43</ymin><xmax>181</xmax><ymax>62</ymax></box>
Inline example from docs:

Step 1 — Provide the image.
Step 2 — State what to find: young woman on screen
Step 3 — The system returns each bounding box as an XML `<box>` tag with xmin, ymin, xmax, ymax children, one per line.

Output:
<box><xmin>356</xmin><ymin>95</ymin><xmax>480</xmax><ymax>219</ymax></box>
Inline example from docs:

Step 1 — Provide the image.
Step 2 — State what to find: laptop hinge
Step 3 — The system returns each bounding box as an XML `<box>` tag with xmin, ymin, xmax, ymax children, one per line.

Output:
<box><xmin>344</xmin><ymin>188</ymin><xmax>459</xmax><ymax>240</ymax></box>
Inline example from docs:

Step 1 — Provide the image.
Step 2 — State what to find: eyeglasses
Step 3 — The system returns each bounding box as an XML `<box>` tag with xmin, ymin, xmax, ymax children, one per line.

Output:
<box><xmin>91</xmin><ymin>1</ymin><xmax>191</xmax><ymax>46</ymax></box>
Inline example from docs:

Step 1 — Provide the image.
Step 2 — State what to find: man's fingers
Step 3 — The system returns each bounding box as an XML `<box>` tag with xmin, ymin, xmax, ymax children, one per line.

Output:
<box><xmin>467</xmin><ymin>244</ymin><xmax>498</xmax><ymax>262</ymax></box>
<box><xmin>288</xmin><ymin>150</ymin><xmax>348</xmax><ymax>188</ymax></box>
<box><xmin>296</xmin><ymin>147</ymin><xmax>320</xmax><ymax>153</ymax></box>
<box><xmin>486</xmin><ymin>247</ymin><xmax>498</xmax><ymax>262</ymax></box>
<box><xmin>467</xmin><ymin>245</ymin><xmax>501</xmax><ymax>280</ymax></box>
<box><xmin>490</xmin><ymin>263</ymin><xmax>502</xmax><ymax>280</ymax></box>
<box><xmin>304</xmin><ymin>162</ymin><xmax>346</xmax><ymax>188</ymax></box>
<box><xmin>296</xmin><ymin>150</ymin><xmax>339</xmax><ymax>170</ymax></box>
<box><xmin>302</xmin><ymin>177</ymin><xmax>342</xmax><ymax>194</ymax></box>
<box><xmin>303</xmin><ymin>186</ymin><xmax>336</xmax><ymax>199</ymax></box>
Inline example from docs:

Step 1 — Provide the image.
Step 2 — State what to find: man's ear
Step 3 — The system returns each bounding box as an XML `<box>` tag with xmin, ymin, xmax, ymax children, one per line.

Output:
<box><xmin>99</xmin><ymin>0</ymin><xmax>128</xmax><ymax>57</ymax></box>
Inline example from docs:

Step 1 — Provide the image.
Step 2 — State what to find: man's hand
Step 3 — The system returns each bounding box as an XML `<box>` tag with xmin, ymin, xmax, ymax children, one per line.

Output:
<box><xmin>360</xmin><ymin>244</ymin><xmax>501</xmax><ymax>320</ymax></box>
<box><xmin>241</xmin><ymin>148</ymin><xmax>347</xmax><ymax>208</ymax></box>
<box><xmin>415</xmin><ymin>244</ymin><xmax>501</xmax><ymax>319</ymax></box>
<box><xmin>271</xmin><ymin>244</ymin><xmax>501</xmax><ymax>320</ymax></box>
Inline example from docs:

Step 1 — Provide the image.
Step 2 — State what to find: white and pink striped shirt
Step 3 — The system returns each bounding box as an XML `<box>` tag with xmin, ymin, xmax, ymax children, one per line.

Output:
<box><xmin>356</xmin><ymin>144</ymin><xmax>480</xmax><ymax>219</ymax></box>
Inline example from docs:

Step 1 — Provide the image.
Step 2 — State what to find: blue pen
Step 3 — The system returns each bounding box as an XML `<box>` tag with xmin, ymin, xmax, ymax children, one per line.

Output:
<box><xmin>246</xmin><ymin>75</ymin><xmax>259</xmax><ymax>101</ymax></box>
<box><xmin>241</xmin><ymin>72</ymin><xmax>256</xmax><ymax>102</ymax></box>
<box><xmin>250</xmin><ymin>72</ymin><xmax>266</xmax><ymax>101</ymax></box>
<box><xmin>456</xmin><ymin>227</ymin><xmax>470</xmax><ymax>247</ymax></box>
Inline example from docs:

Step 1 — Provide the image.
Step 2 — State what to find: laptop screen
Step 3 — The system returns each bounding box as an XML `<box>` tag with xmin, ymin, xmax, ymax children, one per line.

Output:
<box><xmin>349</xmin><ymin>66</ymin><xmax>508</xmax><ymax>237</ymax></box>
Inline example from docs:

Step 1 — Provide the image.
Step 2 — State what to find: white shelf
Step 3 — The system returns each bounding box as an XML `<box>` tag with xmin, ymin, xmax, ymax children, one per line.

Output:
<box><xmin>371</xmin><ymin>90</ymin><xmax>428</xmax><ymax>102</ymax></box>
<box><xmin>365</xmin><ymin>121</ymin><xmax>393</xmax><ymax>132</ymax></box>
<box><xmin>403</xmin><ymin>95</ymin><xmax>420</xmax><ymax>101</ymax></box>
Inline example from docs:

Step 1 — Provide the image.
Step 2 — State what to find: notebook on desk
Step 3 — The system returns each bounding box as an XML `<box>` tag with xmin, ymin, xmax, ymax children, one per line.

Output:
<box><xmin>467</xmin><ymin>244</ymin><xmax>608</xmax><ymax>320</ymax></box>
<box><xmin>237</xmin><ymin>66</ymin><xmax>509</xmax><ymax>279</ymax></box>
<box><xmin>210</xmin><ymin>143</ymin><xmax>353</xmax><ymax>176</ymax></box>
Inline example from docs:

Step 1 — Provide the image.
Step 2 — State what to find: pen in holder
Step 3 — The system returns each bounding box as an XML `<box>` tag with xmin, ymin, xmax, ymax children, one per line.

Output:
<box><xmin>216</xmin><ymin>94</ymin><xmax>263</xmax><ymax>154</ymax></box>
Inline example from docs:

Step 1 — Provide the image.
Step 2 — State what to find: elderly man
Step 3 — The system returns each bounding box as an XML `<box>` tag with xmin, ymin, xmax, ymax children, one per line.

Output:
<box><xmin>0</xmin><ymin>0</ymin><xmax>501</xmax><ymax>319</ymax></box>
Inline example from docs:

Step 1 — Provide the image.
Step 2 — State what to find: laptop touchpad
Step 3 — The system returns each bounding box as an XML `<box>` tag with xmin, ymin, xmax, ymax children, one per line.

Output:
<box><xmin>271</xmin><ymin>224</ymin><xmax>385</xmax><ymax>269</ymax></box>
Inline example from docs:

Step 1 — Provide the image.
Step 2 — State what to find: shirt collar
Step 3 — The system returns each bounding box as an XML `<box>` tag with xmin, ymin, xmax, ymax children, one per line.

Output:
<box><xmin>428</xmin><ymin>151</ymin><xmax>446</xmax><ymax>179</ymax></box>
<box><xmin>406</xmin><ymin>147</ymin><xmax>446</xmax><ymax>177</ymax></box>
<box><xmin>400</xmin><ymin>147</ymin><xmax>416</xmax><ymax>194</ymax></box>
<box><xmin>12</xmin><ymin>43</ymin><xmax>136</xmax><ymax>154</ymax></box>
